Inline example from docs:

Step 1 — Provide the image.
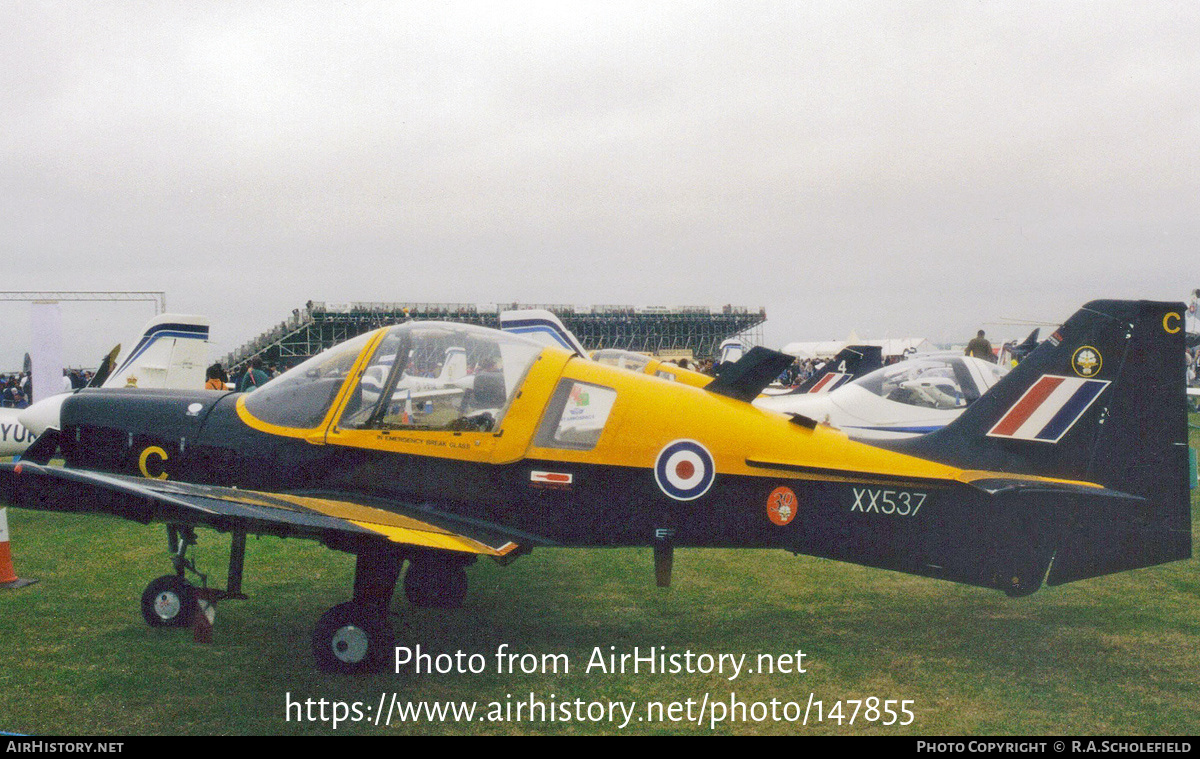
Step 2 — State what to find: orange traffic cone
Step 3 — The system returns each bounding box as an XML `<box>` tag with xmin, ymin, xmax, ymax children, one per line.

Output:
<box><xmin>0</xmin><ymin>507</ymin><xmax>37</xmax><ymax>589</ymax></box>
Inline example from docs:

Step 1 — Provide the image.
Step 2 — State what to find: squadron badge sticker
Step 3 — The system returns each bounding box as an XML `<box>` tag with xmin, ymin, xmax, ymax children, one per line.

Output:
<box><xmin>654</xmin><ymin>439</ymin><xmax>715</xmax><ymax>501</ymax></box>
<box><xmin>1071</xmin><ymin>346</ymin><xmax>1102</xmax><ymax>377</ymax></box>
<box><xmin>766</xmin><ymin>486</ymin><xmax>798</xmax><ymax>526</ymax></box>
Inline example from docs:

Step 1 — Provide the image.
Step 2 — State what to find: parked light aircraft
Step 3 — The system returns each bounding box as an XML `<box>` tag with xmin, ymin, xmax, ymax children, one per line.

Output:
<box><xmin>499</xmin><ymin>308</ymin><xmax>713</xmax><ymax>386</ymax></box>
<box><xmin>0</xmin><ymin>300</ymin><xmax>1189</xmax><ymax>674</ymax></box>
<box><xmin>999</xmin><ymin>329</ymin><xmax>1041</xmax><ymax>367</ymax></box>
<box><xmin>762</xmin><ymin>345</ymin><xmax>884</xmax><ymax>397</ymax></box>
<box><xmin>2</xmin><ymin>314</ymin><xmax>210</xmax><ymax>457</ymax></box>
<box><xmin>756</xmin><ymin>354</ymin><xmax>1006</xmax><ymax>440</ymax></box>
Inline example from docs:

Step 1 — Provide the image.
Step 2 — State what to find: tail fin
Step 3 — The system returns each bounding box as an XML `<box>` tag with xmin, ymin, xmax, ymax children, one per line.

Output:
<box><xmin>439</xmin><ymin>346</ymin><xmax>467</xmax><ymax>382</ymax></box>
<box><xmin>499</xmin><ymin>309</ymin><xmax>588</xmax><ymax>358</ymax></box>
<box><xmin>103</xmin><ymin>314</ymin><xmax>210</xmax><ymax>390</ymax></box>
<box><xmin>999</xmin><ymin>328</ymin><xmax>1041</xmax><ymax>366</ymax></box>
<box><xmin>717</xmin><ymin>338</ymin><xmax>747</xmax><ymax>365</ymax></box>
<box><xmin>887</xmin><ymin>300</ymin><xmax>1189</xmax><ymax>577</ymax></box>
<box><xmin>1016</xmin><ymin>327</ymin><xmax>1040</xmax><ymax>355</ymax></box>
<box><xmin>706</xmin><ymin>347</ymin><xmax>795</xmax><ymax>403</ymax></box>
<box><xmin>790</xmin><ymin>345</ymin><xmax>884</xmax><ymax>394</ymax></box>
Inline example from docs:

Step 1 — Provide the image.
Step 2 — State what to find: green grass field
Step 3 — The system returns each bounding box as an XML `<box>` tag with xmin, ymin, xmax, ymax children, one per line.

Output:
<box><xmin>1</xmin><ymin>427</ymin><xmax>1198</xmax><ymax>736</ymax></box>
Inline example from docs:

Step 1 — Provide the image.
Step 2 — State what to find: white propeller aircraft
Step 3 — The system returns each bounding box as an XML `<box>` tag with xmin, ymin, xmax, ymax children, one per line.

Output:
<box><xmin>6</xmin><ymin>314</ymin><xmax>211</xmax><ymax>456</ymax></box>
<box><xmin>755</xmin><ymin>354</ymin><xmax>1008</xmax><ymax>440</ymax></box>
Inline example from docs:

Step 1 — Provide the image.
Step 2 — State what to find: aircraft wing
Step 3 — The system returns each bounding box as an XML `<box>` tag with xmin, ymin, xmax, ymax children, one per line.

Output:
<box><xmin>1187</xmin><ymin>387</ymin><xmax>1200</xmax><ymax>397</ymax></box>
<box><xmin>0</xmin><ymin>462</ymin><xmax>543</xmax><ymax>558</ymax></box>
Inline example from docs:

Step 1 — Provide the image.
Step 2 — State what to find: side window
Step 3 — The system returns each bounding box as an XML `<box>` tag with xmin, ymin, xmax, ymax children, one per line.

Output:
<box><xmin>534</xmin><ymin>380</ymin><xmax>618</xmax><ymax>450</ymax></box>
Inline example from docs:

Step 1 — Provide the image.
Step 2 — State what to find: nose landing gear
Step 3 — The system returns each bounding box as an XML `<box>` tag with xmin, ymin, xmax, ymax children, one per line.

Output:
<box><xmin>138</xmin><ymin>526</ymin><xmax>248</xmax><ymax>629</ymax></box>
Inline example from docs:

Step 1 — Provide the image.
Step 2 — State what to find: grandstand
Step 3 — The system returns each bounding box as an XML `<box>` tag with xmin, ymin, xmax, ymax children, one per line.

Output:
<box><xmin>223</xmin><ymin>301</ymin><xmax>766</xmax><ymax>372</ymax></box>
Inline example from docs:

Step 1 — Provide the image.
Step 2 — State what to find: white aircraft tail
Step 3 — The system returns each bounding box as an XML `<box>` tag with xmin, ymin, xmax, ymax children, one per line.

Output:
<box><xmin>438</xmin><ymin>346</ymin><xmax>468</xmax><ymax>383</ymax></box>
<box><xmin>499</xmin><ymin>309</ymin><xmax>588</xmax><ymax>358</ymax></box>
<box><xmin>104</xmin><ymin>314</ymin><xmax>210</xmax><ymax>390</ymax></box>
<box><xmin>15</xmin><ymin>314</ymin><xmax>213</xmax><ymax>446</ymax></box>
<box><xmin>717</xmin><ymin>338</ymin><xmax>746</xmax><ymax>365</ymax></box>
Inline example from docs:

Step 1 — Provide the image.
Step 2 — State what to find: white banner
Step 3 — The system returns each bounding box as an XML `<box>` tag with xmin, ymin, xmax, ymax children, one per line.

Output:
<box><xmin>30</xmin><ymin>301</ymin><xmax>64</xmax><ymax>405</ymax></box>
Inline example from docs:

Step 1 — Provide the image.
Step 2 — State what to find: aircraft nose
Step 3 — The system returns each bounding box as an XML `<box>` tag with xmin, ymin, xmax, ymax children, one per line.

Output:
<box><xmin>18</xmin><ymin>393</ymin><xmax>68</xmax><ymax>436</ymax></box>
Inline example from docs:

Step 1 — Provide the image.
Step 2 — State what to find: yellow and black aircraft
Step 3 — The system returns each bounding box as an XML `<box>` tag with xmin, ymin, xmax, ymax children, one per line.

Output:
<box><xmin>0</xmin><ymin>300</ymin><xmax>1190</xmax><ymax>673</ymax></box>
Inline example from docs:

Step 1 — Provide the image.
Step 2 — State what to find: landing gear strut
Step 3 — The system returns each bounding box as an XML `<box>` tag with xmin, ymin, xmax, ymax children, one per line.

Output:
<box><xmin>139</xmin><ymin>527</ymin><xmax>474</xmax><ymax>673</ymax></box>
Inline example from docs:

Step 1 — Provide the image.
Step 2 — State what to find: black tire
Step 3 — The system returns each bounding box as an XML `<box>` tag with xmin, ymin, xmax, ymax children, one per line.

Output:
<box><xmin>141</xmin><ymin>575</ymin><xmax>197</xmax><ymax>628</ymax></box>
<box><xmin>403</xmin><ymin>559</ymin><xmax>468</xmax><ymax>608</ymax></box>
<box><xmin>311</xmin><ymin>602</ymin><xmax>395</xmax><ymax>674</ymax></box>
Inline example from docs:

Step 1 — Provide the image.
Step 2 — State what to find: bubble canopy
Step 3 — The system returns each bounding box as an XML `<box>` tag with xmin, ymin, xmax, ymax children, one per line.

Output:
<box><xmin>848</xmin><ymin>356</ymin><xmax>1005</xmax><ymax>409</ymax></box>
<box><xmin>242</xmin><ymin>323</ymin><xmax>546</xmax><ymax>431</ymax></box>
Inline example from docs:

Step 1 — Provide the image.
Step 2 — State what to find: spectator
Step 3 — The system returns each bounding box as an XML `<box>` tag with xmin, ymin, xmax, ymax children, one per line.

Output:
<box><xmin>205</xmin><ymin>363</ymin><xmax>227</xmax><ymax>390</ymax></box>
<box><xmin>965</xmin><ymin>330</ymin><xmax>995</xmax><ymax>362</ymax></box>
<box><xmin>238</xmin><ymin>358</ymin><xmax>270</xmax><ymax>392</ymax></box>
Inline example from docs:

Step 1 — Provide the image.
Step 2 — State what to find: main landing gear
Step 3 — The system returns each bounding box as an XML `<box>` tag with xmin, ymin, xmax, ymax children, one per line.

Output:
<box><xmin>311</xmin><ymin>546</ymin><xmax>403</xmax><ymax>674</ymax></box>
<box><xmin>310</xmin><ymin>551</ymin><xmax>476</xmax><ymax>673</ymax></box>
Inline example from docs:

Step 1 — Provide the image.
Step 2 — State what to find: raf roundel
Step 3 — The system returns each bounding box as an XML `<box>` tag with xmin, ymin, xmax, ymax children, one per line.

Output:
<box><xmin>654</xmin><ymin>440</ymin><xmax>716</xmax><ymax>501</ymax></box>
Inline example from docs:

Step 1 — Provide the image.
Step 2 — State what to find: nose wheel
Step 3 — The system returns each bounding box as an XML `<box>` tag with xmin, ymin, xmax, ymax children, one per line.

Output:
<box><xmin>141</xmin><ymin>575</ymin><xmax>197</xmax><ymax>627</ymax></box>
<box><xmin>139</xmin><ymin>526</ymin><xmax>248</xmax><ymax>629</ymax></box>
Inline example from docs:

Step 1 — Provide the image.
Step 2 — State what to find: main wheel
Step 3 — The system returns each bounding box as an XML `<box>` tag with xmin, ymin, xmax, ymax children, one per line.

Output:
<box><xmin>141</xmin><ymin>575</ymin><xmax>197</xmax><ymax>627</ymax></box>
<box><xmin>403</xmin><ymin>559</ymin><xmax>469</xmax><ymax>608</ymax></box>
<box><xmin>311</xmin><ymin>602</ymin><xmax>395</xmax><ymax>674</ymax></box>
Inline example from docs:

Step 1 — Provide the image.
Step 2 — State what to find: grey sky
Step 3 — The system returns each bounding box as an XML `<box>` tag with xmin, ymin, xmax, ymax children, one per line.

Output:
<box><xmin>2</xmin><ymin>1</ymin><xmax>1195</xmax><ymax>368</ymax></box>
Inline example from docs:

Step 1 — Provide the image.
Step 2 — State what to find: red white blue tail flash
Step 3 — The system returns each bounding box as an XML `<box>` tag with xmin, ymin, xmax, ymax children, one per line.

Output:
<box><xmin>807</xmin><ymin>372</ymin><xmax>851</xmax><ymax>393</ymax></box>
<box><xmin>986</xmin><ymin>375</ymin><xmax>1110</xmax><ymax>443</ymax></box>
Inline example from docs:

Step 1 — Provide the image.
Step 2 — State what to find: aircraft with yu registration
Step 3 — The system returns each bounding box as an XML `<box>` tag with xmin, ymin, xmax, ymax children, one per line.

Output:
<box><xmin>0</xmin><ymin>314</ymin><xmax>210</xmax><ymax>457</ymax></box>
<box><xmin>0</xmin><ymin>300</ymin><xmax>1190</xmax><ymax>673</ymax></box>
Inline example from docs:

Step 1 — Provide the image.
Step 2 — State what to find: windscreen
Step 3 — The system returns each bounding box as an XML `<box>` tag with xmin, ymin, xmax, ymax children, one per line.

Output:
<box><xmin>242</xmin><ymin>331</ymin><xmax>376</xmax><ymax>429</ymax></box>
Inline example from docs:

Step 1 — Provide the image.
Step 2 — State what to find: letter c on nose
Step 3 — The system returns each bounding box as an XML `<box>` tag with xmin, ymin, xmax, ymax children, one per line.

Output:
<box><xmin>138</xmin><ymin>446</ymin><xmax>169</xmax><ymax>480</ymax></box>
<box><xmin>1164</xmin><ymin>312</ymin><xmax>1181</xmax><ymax>333</ymax></box>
